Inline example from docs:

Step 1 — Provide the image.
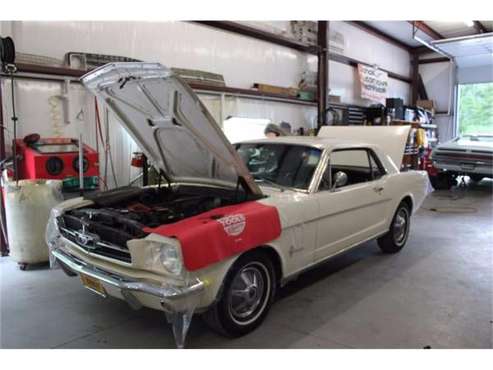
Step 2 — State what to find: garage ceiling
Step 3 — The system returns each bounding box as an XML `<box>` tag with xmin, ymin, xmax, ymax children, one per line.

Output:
<box><xmin>362</xmin><ymin>20</ymin><xmax>493</xmax><ymax>48</ymax></box>
<box><xmin>426</xmin><ymin>21</ymin><xmax>478</xmax><ymax>38</ymax></box>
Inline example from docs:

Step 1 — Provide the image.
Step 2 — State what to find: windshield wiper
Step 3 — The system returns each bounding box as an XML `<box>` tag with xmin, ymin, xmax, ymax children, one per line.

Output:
<box><xmin>254</xmin><ymin>177</ymin><xmax>286</xmax><ymax>192</ymax></box>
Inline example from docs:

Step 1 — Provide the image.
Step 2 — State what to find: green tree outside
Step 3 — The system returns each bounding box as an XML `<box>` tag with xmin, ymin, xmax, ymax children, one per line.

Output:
<box><xmin>458</xmin><ymin>82</ymin><xmax>493</xmax><ymax>134</ymax></box>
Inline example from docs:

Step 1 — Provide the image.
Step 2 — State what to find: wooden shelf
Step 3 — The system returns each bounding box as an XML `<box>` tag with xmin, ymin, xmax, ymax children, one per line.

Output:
<box><xmin>391</xmin><ymin>120</ymin><xmax>437</xmax><ymax>130</ymax></box>
<box><xmin>420</xmin><ymin>123</ymin><xmax>437</xmax><ymax>129</ymax></box>
<box><xmin>5</xmin><ymin>63</ymin><xmax>318</xmax><ymax>107</ymax></box>
<box><xmin>188</xmin><ymin>82</ymin><xmax>317</xmax><ymax>107</ymax></box>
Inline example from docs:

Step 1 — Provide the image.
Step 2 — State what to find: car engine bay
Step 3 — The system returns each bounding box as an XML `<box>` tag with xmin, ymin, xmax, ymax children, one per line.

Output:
<box><xmin>58</xmin><ymin>185</ymin><xmax>249</xmax><ymax>261</ymax></box>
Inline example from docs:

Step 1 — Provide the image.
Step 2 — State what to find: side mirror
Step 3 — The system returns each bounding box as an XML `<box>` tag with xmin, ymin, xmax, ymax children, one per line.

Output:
<box><xmin>332</xmin><ymin>171</ymin><xmax>348</xmax><ymax>190</ymax></box>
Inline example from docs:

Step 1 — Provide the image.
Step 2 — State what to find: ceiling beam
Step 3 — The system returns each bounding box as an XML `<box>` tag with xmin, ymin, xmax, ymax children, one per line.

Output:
<box><xmin>408</xmin><ymin>21</ymin><xmax>444</xmax><ymax>40</ymax></box>
<box><xmin>411</xmin><ymin>45</ymin><xmax>435</xmax><ymax>55</ymax></box>
<box><xmin>190</xmin><ymin>21</ymin><xmax>318</xmax><ymax>54</ymax></box>
<box><xmin>329</xmin><ymin>53</ymin><xmax>412</xmax><ymax>83</ymax></box>
<box><xmin>473</xmin><ymin>21</ymin><xmax>488</xmax><ymax>34</ymax></box>
<box><xmin>347</xmin><ymin>21</ymin><xmax>412</xmax><ymax>52</ymax></box>
<box><xmin>418</xmin><ymin>57</ymin><xmax>450</xmax><ymax>64</ymax></box>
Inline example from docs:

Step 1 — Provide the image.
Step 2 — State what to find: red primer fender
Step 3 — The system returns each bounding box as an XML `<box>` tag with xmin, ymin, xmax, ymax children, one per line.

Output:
<box><xmin>143</xmin><ymin>201</ymin><xmax>282</xmax><ymax>271</ymax></box>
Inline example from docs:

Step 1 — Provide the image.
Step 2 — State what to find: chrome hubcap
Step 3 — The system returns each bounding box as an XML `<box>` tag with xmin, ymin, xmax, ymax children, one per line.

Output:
<box><xmin>393</xmin><ymin>208</ymin><xmax>408</xmax><ymax>245</ymax></box>
<box><xmin>229</xmin><ymin>264</ymin><xmax>267</xmax><ymax>322</ymax></box>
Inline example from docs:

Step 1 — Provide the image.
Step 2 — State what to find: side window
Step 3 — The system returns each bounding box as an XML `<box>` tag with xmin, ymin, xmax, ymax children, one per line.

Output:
<box><xmin>319</xmin><ymin>149</ymin><xmax>380</xmax><ymax>191</ymax></box>
<box><xmin>236</xmin><ymin>143</ymin><xmax>321</xmax><ymax>190</ymax></box>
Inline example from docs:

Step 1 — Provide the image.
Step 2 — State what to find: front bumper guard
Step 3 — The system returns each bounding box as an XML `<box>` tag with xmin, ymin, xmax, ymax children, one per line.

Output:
<box><xmin>51</xmin><ymin>248</ymin><xmax>205</xmax><ymax>313</ymax></box>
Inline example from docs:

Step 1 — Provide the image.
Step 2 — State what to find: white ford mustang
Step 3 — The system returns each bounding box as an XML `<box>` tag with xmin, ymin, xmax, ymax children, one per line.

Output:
<box><xmin>46</xmin><ymin>63</ymin><xmax>430</xmax><ymax>347</ymax></box>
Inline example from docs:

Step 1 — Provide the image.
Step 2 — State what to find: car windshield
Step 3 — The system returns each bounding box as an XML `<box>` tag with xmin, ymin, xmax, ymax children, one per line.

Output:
<box><xmin>236</xmin><ymin>143</ymin><xmax>322</xmax><ymax>190</ymax></box>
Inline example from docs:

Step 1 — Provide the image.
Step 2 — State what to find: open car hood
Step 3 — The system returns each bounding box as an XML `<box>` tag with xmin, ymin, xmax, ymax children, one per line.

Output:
<box><xmin>318</xmin><ymin>125</ymin><xmax>411</xmax><ymax>169</ymax></box>
<box><xmin>82</xmin><ymin>63</ymin><xmax>261</xmax><ymax>196</ymax></box>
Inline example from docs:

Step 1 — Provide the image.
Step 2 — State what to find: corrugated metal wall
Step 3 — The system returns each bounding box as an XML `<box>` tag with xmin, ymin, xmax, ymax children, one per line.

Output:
<box><xmin>0</xmin><ymin>20</ymin><xmax>411</xmax><ymax>188</ymax></box>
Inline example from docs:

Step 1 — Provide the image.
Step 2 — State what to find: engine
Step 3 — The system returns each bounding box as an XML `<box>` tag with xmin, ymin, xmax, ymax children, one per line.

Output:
<box><xmin>57</xmin><ymin>185</ymin><xmax>241</xmax><ymax>263</ymax></box>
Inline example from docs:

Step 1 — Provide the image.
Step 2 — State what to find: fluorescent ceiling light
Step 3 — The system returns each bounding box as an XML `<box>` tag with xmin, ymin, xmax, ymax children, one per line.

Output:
<box><xmin>464</xmin><ymin>21</ymin><xmax>474</xmax><ymax>27</ymax></box>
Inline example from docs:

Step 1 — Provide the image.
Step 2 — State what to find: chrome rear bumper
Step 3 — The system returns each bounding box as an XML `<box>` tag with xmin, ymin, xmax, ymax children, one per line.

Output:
<box><xmin>51</xmin><ymin>249</ymin><xmax>205</xmax><ymax>312</ymax></box>
<box><xmin>432</xmin><ymin>160</ymin><xmax>493</xmax><ymax>176</ymax></box>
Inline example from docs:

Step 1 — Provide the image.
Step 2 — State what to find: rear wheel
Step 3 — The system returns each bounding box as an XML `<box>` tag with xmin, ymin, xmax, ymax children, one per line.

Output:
<box><xmin>203</xmin><ymin>251</ymin><xmax>276</xmax><ymax>337</ymax></box>
<box><xmin>378</xmin><ymin>202</ymin><xmax>411</xmax><ymax>254</ymax></box>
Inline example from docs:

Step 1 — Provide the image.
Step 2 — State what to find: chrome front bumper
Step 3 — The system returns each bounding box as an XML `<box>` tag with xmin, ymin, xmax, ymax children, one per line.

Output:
<box><xmin>51</xmin><ymin>249</ymin><xmax>205</xmax><ymax>313</ymax></box>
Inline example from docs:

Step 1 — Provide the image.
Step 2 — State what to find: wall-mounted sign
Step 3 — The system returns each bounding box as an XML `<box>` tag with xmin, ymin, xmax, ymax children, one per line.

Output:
<box><xmin>358</xmin><ymin>64</ymin><xmax>388</xmax><ymax>105</ymax></box>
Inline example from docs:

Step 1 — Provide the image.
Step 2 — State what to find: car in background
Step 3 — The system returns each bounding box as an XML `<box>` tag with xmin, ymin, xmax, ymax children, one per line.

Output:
<box><xmin>430</xmin><ymin>134</ymin><xmax>493</xmax><ymax>189</ymax></box>
<box><xmin>46</xmin><ymin>62</ymin><xmax>430</xmax><ymax>347</ymax></box>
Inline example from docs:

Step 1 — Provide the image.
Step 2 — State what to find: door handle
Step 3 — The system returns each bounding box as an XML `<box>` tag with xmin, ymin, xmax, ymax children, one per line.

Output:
<box><xmin>373</xmin><ymin>186</ymin><xmax>384</xmax><ymax>193</ymax></box>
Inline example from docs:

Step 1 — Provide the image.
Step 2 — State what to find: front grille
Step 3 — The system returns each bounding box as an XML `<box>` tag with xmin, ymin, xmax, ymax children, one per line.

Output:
<box><xmin>58</xmin><ymin>214</ymin><xmax>132</xmax><ymax>263</ymax></box>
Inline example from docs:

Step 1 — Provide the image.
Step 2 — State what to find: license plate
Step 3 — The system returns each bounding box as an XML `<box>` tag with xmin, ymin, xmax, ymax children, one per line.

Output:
<box><xmin>80</xmin><ymin>273</ymin><xmax>107</xmax><ymax>297</ymax></box>
<box><xmin>461</xmin><ymin>163</ymin><xmax>475</xmax><ymax>171</ymax></box>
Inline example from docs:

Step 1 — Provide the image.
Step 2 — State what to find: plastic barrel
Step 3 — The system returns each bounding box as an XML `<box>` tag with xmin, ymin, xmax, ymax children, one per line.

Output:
<box><xmin>3</xmin><ymin>179</ymin><xmax>63</xmax><ymax>265</ymax></box>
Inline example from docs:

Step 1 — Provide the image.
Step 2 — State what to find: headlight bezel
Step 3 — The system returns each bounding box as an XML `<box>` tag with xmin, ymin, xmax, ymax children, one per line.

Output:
<box><xmin>127</xmin><ymin>234</ymin><xmax>185</xmax><ymax>278</ymax></box>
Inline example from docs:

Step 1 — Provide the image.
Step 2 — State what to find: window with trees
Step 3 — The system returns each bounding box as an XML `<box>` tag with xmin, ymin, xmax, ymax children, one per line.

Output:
<box><xmin>457</xmin><ymin>82</ymin><xmax>493</xmax><ymax>134</ymax></box>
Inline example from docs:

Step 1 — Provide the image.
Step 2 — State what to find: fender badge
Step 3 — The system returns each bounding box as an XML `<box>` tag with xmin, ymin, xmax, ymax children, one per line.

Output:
<box><xmin>217</xmin><ymin>214</ymin><xmax>246</xmax><ymax>236</ymax></box>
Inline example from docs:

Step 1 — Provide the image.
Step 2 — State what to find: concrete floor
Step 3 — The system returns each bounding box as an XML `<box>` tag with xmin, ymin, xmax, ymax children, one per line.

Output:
<box><xmin>1</xmin><ymin>180</ymin><xmax>492</xmax><ymax>349</ymax></box>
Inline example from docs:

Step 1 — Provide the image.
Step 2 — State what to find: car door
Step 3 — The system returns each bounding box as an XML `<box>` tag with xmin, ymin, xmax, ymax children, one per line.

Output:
<box><xmin>313</xmin><ymin>147</ymin><xmax>391</xmax><ymax>261</ymax></box>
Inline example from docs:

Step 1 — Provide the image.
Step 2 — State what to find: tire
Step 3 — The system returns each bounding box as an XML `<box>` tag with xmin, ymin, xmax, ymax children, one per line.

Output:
<box><xmin>203</xmin><ymin>251</ymin><xmax>276</xmax><ymax>337</ymax></box>
<box><xmin>469</xmin><ymin>174</ymin><xmax>484</xmax><ymax>183</ymax></box>
<box><xmin>377</xmin><ymin>202</ymin><xmax>411</xmax><ymax>254</ymax></box>
<box><xmin>430</xmin><ymin>172</ymin><xmax>455</xmax><ymax>190</ymax></box>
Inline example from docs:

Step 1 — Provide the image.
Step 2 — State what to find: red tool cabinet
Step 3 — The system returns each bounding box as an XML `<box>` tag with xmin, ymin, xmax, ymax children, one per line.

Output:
<box><xmin>14</xmin><ymin>138</ymin><xmax>99</xmax><ymax>180</ymax></box>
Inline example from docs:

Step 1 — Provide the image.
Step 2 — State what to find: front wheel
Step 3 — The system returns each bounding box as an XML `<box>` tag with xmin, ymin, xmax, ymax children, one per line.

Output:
<box><xmin>378</xmin><ymin>202</ymin><xmax>411</xmax><ymax>254</ymax></box>
<box><xmin>469</xmin><ymin>174</ymin><xmax>484</xmax><ymax>183</ymax></box>
<box><xmin>429</xmin><ymin>172</ymin><xmax>455</xmax><ymax>190</ymax></box>
<box><xmin>203</xmin><ymin>251</ymin><xmax>276</xmax><ymax>337</ymax></box>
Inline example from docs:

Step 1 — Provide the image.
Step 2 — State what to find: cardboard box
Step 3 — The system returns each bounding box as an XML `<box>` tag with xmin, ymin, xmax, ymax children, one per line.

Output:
<box><xmin>416</xmin><ymin>99</ymin><xmax>436</xmax><ymax>114</ymax></box>
<box><xmin>253</xmin><ymin>83</ymin><xmax>298</xmax><ymax>97</ymax></box>
<box><xmin>329</xmin><ymin>95</ymin><xmax>341</xmax><ymax>103</ymax></box>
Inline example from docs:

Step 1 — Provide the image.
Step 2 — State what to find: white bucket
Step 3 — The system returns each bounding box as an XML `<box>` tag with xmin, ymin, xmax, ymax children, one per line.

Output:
<box><xmin>3</xmin><ymin>178</ymin><xmax>63</xmax><ymax>264</ymax></box>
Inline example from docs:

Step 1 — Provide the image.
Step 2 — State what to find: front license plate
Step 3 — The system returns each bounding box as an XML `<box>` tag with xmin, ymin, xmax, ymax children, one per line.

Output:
<box><xmin>461</xmin><ymin>163</ymin><xmax>475</xmax><ymax>171</ymax></box>
<box><xmin>80</xmin><ymin>273</ymin><xmax>107</xmax><ymax>297</ymax></box>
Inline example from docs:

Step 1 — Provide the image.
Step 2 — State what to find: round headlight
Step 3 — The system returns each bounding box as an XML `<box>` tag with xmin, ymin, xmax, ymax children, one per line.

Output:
<box><xmin>150</xmin><ymin>242</ymin><xmax>183</xmax><ymax>276</ymax></box>
<box><xmin>159</xmin><ymin>244</ymin><xmax>182</xmax><ymax>275</ymax></box>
